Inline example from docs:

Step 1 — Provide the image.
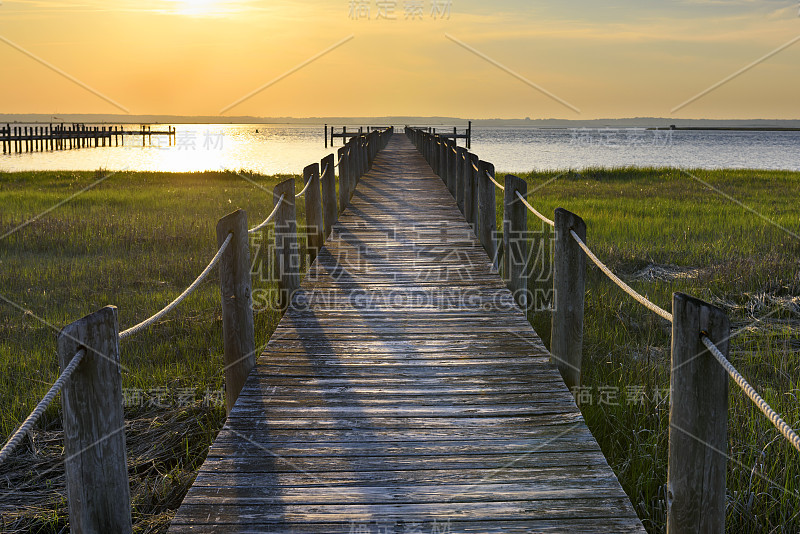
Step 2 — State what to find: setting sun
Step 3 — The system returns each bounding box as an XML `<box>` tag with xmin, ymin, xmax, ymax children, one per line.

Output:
<box><xmin>165</xmin><ymin>0</ymin><xmax>222</xmax><ymax>17</ymax></box>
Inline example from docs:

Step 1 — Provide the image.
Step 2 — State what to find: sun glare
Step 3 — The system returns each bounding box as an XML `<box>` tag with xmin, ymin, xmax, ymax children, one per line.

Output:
<box><xmin>170</xmin><ymin>0</ymin><xmax>221</xmax><ymax>17</ymax></box>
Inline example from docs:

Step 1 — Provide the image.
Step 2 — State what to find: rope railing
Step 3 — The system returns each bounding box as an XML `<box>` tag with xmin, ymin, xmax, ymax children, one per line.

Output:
<box><xmin>0</xmin><ymin>231</ymin><xmax>236</xmax><ymax>464</ymax></box>
<box><xmin>516</xmin><ymin>186</ymin><xmax>800</xmax><ymax>456</ymax></box>
<box><xmin>570</xmin><ymin>229</ymin><xmax>674</xmax><ymax>322</ymax></box>
<box><xmin>486</xmin><ymin>170</ymin><xmax>505</xmax><ymax>190</ymax></box>
<box><xmin>701</xmin><ymin>335</ymin><xmax>800</xmax><ymax>452</ymax></box>
<box><xmin>0</xmin><ymin>348</ymin><xmax>86</xmax><ymax>465</ymax></box>
<box><xmin>515</xmin><ymin>191</ymin><xmax>554</xmax><ymax>227</ymax></box>
<box><xmin>119</xmin><ymin>232</ymin><xmax>233</xmax><ymax>339</ymax></box>
<box><xmin>320</xmin><ymin>163</ymin><xmax>329</xmax><ymax>177</ymax></box>
<box><xmin>249</xmin><ymin>195</ymin><xmax>284</xmax><ymax>234</ymax></box>
<box><xmin>295</xmin><ymin>178</ymin><xmax>314</xmax><ymax>198</ymax></box>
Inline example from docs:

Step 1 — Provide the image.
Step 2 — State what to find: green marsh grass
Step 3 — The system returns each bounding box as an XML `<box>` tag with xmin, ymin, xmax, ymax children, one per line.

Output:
<box><xmin>0</xmin><ymin>169</ymin><xmax>308</xmax><ymax>532</ymax></box>
<box><xmin>496</xmin><ymin>167</ymin><xmax>800</xmax><ymax>533</ymax></box>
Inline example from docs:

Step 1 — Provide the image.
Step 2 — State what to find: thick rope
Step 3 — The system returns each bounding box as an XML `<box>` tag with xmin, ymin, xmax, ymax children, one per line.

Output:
<box><xmin>119</xmin><ymin>233</ymin><xmax>232</xmax><ymax>339</ymax></box>
<box><xmin>295</xmin><ymin>179</ymin><xmax>313</xmax><ymax>198</ymax></box>
<box><xmin>486</xmin><ymin>170</ymin><xmax>505</xmax><ymax>190</ymax></box>
<box><xmin>0</xmin><ymin>348</ymin><xmax>86</xmax><ymax>465</ymax></box>
<box><xmin>515</xmin><ymin>191</ymin><xmax>555</xmax><ymax>227</ymax></box>
<box><xmin>319</xmin><ymin>163</ymin><xmax>329</xmax><ymax>178</ymax></box>
<box><xmin>571</xmin><ymin>230</ymin><xmax>673</xmax><ymax>322</ymax></box>
<box><xmin>471</xmin><ymin>161</ymin><xmax>479</xmax><ymax>172</ymax></box>
<box><xmin>249</xmin><ymin>195</ymin><xmax>284</xmax><ymax>234</ymax></box>
<box><xmin>701</xmin><ymin>335</ymin><xmax>800</xmax><ymax>452</ymax></box>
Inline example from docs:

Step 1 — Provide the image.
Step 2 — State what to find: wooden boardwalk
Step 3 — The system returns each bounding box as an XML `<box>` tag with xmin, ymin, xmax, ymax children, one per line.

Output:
<box><xmin>170</xmin><ymin>136</ymin><xmax>645</xmax><ymax>533</ymax></box>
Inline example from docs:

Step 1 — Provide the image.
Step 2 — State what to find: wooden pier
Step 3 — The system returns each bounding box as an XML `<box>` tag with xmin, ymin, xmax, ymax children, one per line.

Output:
<box><xmin>169</xmin><ymin>136</ymin><xmax>644</xmax><ymax>532</ymax></box>
<box><xmin>409</xmin><ymin>121</ymin><xmax>472</xmax><ymax>149</ymax></box>
<box><xmin>326</xmin><ymin>125</ymin><xmax>392</xmax><ymax>148</ymax></box>
<box><xmin>1</xmin><ymin>124</ymin><xmax>176</xmax><ymax>154</ymax></box>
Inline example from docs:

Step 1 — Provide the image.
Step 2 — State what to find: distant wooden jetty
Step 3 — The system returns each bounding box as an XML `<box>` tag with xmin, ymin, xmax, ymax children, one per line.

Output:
<box><xmin>1</xmin><ymin>124</ymin><xmax>177</xmax><ymax>154</ymax></box>
<box><xmin>325</xmin><ymin>125</ymin><xmax>393</xmax><ymax>147</ymax></box>
<box><xmin>326</xmin><ymin>122</ymin><xmax>472</xmax><ymax>148</ymax></box>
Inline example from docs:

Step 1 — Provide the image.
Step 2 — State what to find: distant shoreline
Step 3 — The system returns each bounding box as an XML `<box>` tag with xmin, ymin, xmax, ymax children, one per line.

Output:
<box><xmin>2</xmin><ymin>114</ymin><xmax>800</xmax><ymax>130</ymax></box>
<box><xmin>2</xmin><ymin>121</ymin><xmax>800</xmax><ymax>132</ymax></box>
<box><xmin>650</xmin><ymin>126</ymin><xmax>800</xmax><ymax>132</ymax></box>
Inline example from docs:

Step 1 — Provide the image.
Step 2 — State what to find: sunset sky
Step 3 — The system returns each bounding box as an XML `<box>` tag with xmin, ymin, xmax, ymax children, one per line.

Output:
<box><xmin>1</xmin><ymin>0</ymin><xmax>798</xmax><ymax>119</ymax></box>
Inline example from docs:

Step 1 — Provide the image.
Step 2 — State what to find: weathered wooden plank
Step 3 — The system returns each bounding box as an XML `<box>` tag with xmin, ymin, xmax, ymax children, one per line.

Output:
<box><xmin>169</xmin><ymin>135</ymin><xmax>644</xmax><ymax>533</ymax></box>
<box><xmin>191</xmin><ymin>465</ymin><xmax>621</xmax><ymax>488</ymax></box>
<box><xmin>170</xmin><ymin>518</ymin><xmax>645</xmax><ymax>533</ymax></box>
<box><xmin>170</xmin><ymin>497</ymin><xmax>639</xmax><ymax>523</ymax></box>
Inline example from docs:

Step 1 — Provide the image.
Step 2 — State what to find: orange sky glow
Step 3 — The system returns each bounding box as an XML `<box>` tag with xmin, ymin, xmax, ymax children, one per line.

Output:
<box><xmin>1</xmin><ymin>0</ymin><xmax>799</xmax><ymax>119</ymax></box>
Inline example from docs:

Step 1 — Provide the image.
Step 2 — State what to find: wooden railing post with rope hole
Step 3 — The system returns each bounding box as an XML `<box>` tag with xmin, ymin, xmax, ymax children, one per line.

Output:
<box><xmin>504</xmin><ymin>175</ymin><xmax>529</xmax><ymax>310</ymax></box>
<box><xmin>320</xmin><ymin>153</ymin><xmax>337</xmax><ymax>239</ymax></box>
<box><xmin>273</xmin><ymin>179</ymin><xmax>300</xmax><ymax>312</ymax></box>
<box><xmin>477</xmin><ymin>160</ymin><xmax>497</xmax><ymax>261</ymax></box>
<box><xmin>216</xmin><ymin>208</ymin><xmax>256</xmax><ymax>413</ymax></box>
<box><xmin>338</xmin><ymin>146</ymin><xmax>350</xmax><ymax>213</ymax></box>
<box><xmin>667</xmin><ymin>293</ymin><xmax>729</xmax><ymax>533</ymax></box>
<box><xmin>58</xmin><ymin>306</ymin><xmax>132</xmax><ymax>533</ymax></box>
<box><xmin>551</xmin><ymin>208</ymin><xmax>586</xmax><ymax>391</ymax></box>
<box><xmin>303</xmin><ymin>163</ymin><xmax>323</xmax><ymax>265</ymax></box>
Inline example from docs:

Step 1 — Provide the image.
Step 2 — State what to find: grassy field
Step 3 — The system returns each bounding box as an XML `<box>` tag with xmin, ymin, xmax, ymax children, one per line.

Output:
<box><xmin>497</xmin><ymin>167</ymin><xmax>800</xmax><ymax>533</ymax></box>
<box><xmin>0</xmin><ymin>166</ymin><xmax>798</xmax><ymax>532</ymax></box>
<box><xmin>0</xmin><ymin>169</ymin><xmax>307</xmax><ymax>532</ymax></box>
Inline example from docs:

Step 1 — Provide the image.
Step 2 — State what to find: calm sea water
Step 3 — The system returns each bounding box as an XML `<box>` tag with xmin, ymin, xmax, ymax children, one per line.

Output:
<box><xmin>1</xmin><ymin>124</ymin><xmax>798</xmax><ymax>173</ymax></box>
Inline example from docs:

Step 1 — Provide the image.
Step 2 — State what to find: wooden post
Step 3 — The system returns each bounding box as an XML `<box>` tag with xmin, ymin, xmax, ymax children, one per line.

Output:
<box><xmin>324</xmin><ymin>123</ymin><xmax>328</xmax><ymax>148</ymax></box>
<box><xmin>356</xmin><ymin>137</ymin><xmax>364</xmax><ymax>179</ymax></box>
<box><xmin>216</xmin><ymin>209</ymin><xmax>256</xmax><ymax>414</ymax></box>
<box><xmin>467</xmin><ymin>120</ymin><xmax>472</xmax><ymax>149</ymax></box>
<box><xmin>438</xmin><ymin>137</ymin><xmax>446</xmax><ymax>179</ymax></box>
<box><xmin>303</xmin><ymin>163</ymin><xmax>323</xmax><ymax>265</ymax></box>
<box><xmin>273</xmin><ymin>179</ymin><xmax>300</xmax><ymax>311</ymax></box>
<box><xmin>57</xmin><ymin>306</ymin><xmax>132</xmax><ymax>534</ymax></box>
<box><xmin>426</xmin><ymin>134</ymin><xmax>432</xmax><ymax>165</ymax></box>
<box><xmin>477</xmin><ymin>160</ymin><xmax>497</xmax><ymax>260</ymax></box>
<box><xmin>350</xmin><ymin>140</ymin><xmax>360</xmax><ymax>193</ymax></box>
<box><xmin>504</xmin><ymin>175</ymin><xmax>529</xmax><ymax>309</ymax></box>
<box><xmin>361</xmin><ymin>136</ymin><xmax>368</xmax><ymax>175</ymax></box>
<box><xmin>551</xmin><ymin>208</ymin><xmax>586</xmax><ymax>391</ymax></box>
<box><xmin>456</xmin><ymin>147</ymin><xmax>467</xmax><ymax>214</ymax></box>
<box><xmin>667</xmin><ymin>293</ymin><xmax>729</xmax><ymax>534</ymax></box>
<box><xmin>433</xmin><ymin>136</ymin><xmax>440</xmax><ymax>175</ymax></box>
<box><xmin>426</xmin><ymin>133</ymin><xmax>432</xmax><ymax>163</ymax></box>
<box><xmin>320</xmin><ymin>153</ymin><xmax>337</xmax><ymax>239</ymax></box>
<box><xmin>447</xmin><ymin>141</ymin><xmax>457</xmax><ymax>198</ymax></box>
<box><xmin>441</xmin><ymin>139</ymin><xmax>449</xmax><ymax>186</ymax></box>
<box><xmin>464</xmin><ymin>153</ymin><xmax>478</xmax><ymax>231</ymax></box>
<box><xmin>338</xmin><ymin>146</ymin><xmax>349</xmax><ymax>213</ymax></box>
